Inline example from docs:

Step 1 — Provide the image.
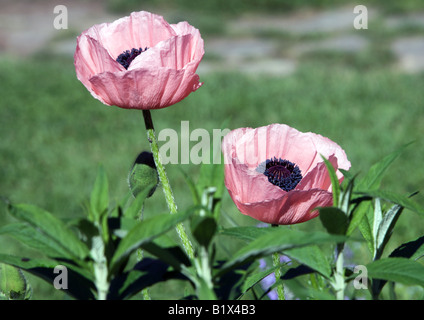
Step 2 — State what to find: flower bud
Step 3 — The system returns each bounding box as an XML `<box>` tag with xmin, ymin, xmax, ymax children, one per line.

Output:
<box><xmin>128</xmin><ymin>151</ymin><xmax>159</xmax><ymax>198</ymax></box>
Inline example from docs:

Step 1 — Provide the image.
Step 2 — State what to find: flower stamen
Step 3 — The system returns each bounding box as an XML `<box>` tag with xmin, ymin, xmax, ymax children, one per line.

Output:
<box><xmin>116</xmin><ymin>47</ymin><xmax>148</xmax><ymax>69</ymax></box>
<box><xmin>262</xmin><ymin>157</ymin><xmax>302</xmax><ymax>192</ymax></box>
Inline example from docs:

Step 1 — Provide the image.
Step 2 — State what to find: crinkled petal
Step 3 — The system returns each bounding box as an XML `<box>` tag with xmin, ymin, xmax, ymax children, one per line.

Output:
<box><xmin>83</xmin><ymin>11</ymin><xmax>176</xmax><ymax>59</ymax></box>
<box><xmin>297</xmin><ymin>154</ymin><xmax>338</xmax><ymax>191</ymax></box>
<box><xmin>303</xmin><ymin>131</ymin><xmax>351</xmax><ymax>177</ymax></box>
<box><xmin>222</xmin><ymin>124</ymin><xmax>351</xmax><ymax>225</ymax></box>
<box><xmin>74</xmin><ymin>11</ymin><xmax>204</xmax><ymax>109</ymax></box>
<box><xmin>232</xmin><ymin>124</ymin><xmax>320</xmax><ymax>172</ymax></box>
<box><xmin>129</xmin><ymin>33</ymin><xmax>204</xmax><ymax>72</ymax></box>
<box><xmin>88</xmin><ymin>66</ymin><xmax>202</xmax><ymax>109</ymax></box>
<box><xmin>74</xmin><ymin>35</ymin><xmax>123</xmax><ymax>100</ymax></box>
<box><xmin>224</xmin><ymin>155</ymin><xmax>286</xmax><ymax>204</ymax></box>
<box><xmin>233</xmin><ymin>189</ymin><xmax>333</xmax><ymax>225</ymax></box>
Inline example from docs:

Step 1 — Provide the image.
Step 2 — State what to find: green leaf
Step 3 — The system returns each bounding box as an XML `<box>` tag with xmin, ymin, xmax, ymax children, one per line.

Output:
<box><xmin>0</xmin><ymin>223</ymin><xmax>66</xmax><ymax>259</ymax></box>
<box><xmin>389</xmin><ymin>235</ymin><xmax>424</xmax><ymax>261</ymax></box>
<box><xmin>128</xmin><ymin>152</ymin><xmax>158</xmax><ymax>199</ymax></box>
<box><xmin>339</xmin><ymin>176</ymin><xmax>355</xmax><ymax>215</ymax></box>
<box><xmin>219</xmin><ymin>226</ymin><xmax>271</xmax><ymax>242</ymax></box>
<box><xmin>321</xmin><ymin>155</ymin><xmax>341</xmax><ymax>207</ymax></box>
<box><xmin>352</xmin><ymin>201</ymin><xmax>374</xmax><ymax>254</ymax></box>
<box><xmin>110</xmin><ymin>209</ymin><xmax>194</xmax><ymax>273</ymax></box>
<box><xmin>141</xmin><ymin>242</ymin><xmax>190</xmax><ymax>272</ymax></box>
<box><xmin>285</xmin><ymin>246</ymin><xmax>332</xmax><ymax>278</ymax></box>
<box><xmin>179</xmin><ymin>168</ymin><xmax>201</xmax><ymax>206</ymax></box>
<box><xmin>347</xmin><ymin>198</ymin><xmax>372</xmax><ymax>236</ymax></box>
<box><xmin>90</xmin><ymin>165</ymin><xmax>109</xmax><ymax>223</ymax></box>
<box><xmin>221</xmin><ymin>227</ymin><xmax>332</xmax><ymax>278</ymax></box>
<box><xmin>372</xmin><ymin>198</ymin><xmax>383</xmax><ymax>259</ymax></box>
<box><xmin>357</xmin><ymin>190</ymin><xmax>424</xmax><ymax>218</ymax></box>
<box><xmin>319</xmin><ymin>207</ymin><xmax>348</xmax><ymax>235</ymax></box>
<box><xmin>108</xmin><ymin>257</ymin><xmax>184</xmax><ymax>300</ymax></box>
<box><xmin>375</xmin><ymin>203</ymin><xmax>404</xmax><ymax>259</ymax></box>
<box><xmin>239</xmin><ymin>265</ymin><xmax>281</xmax><ymax>297</ymax></box>
<box><xmin>0</xmin><ymin>254</ymin><xmax>96</xmax><ymax>300</ymax></box>
<box><xmin>124</xmin><ymin>183</ymin><xmax>157</xmax><ymax>220</ymax></box>
<box><xmin>7</xmin><ymin>204</ymin><xmax>90</xmax><ymax>262</ymax></box>
<box><xmin>283</xmin><ymin>277</ymin><xmax>335</xmax><ymax>300</ymax></box>
<box><xmin>217</xmin><ymin>228</ymin><xmax>345</xmax><ymax>277</ymax></box>
<box><xmin>351</xmin><ymin>143</ymin><xmax>412</xmax><ymax>246</ymax></box>
<box><xmin>196</xmin><ymin>161</ymin><xmax>225</xmax><ymax>218</ymax></box>
<box><xmin>366</xmin><ymin>257</ymin><xmax>424</xmax><ymax>287</ymax></box>
<box><xmin>192</xmin><ymin>216</ymin><xmax>217</xmax><ymax>247</ymax></box>
<box><xmin>0</xmin><ymin>263</ymin><xmax>31</xmax><ymax>300</ymax></box>
<box><xmin>356</xmin><ymin>142</ymin><xmax>412</xmax><ymax>191</ymax></box>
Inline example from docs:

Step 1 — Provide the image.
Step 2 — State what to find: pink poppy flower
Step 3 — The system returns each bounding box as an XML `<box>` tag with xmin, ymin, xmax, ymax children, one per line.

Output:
<box><xmin>222</xmin><ymin>124</ymin><xmax>351</xmax><ymax>225</ymax></box>
<box><xmin>74</xmin><ymin>11</ymin><xmax>204</xmax><ymax>109</ymax></box>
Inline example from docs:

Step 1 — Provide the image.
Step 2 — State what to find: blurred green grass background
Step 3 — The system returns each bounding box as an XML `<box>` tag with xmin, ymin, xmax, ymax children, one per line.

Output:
<box><xmin>0</xmin><ymin>0</ymin><xmax>424</xmax><ymax>299</ymax></box>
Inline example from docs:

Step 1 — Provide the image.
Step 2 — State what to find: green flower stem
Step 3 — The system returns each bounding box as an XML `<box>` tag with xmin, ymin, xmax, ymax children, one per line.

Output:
<box><xmin>334</xmin><ymin>249</ymin><xmax>345</xmax><ymax>300</ymax></box>
<box><xmin>136</xmin><ymin>204</ymin><xmax>151</xmax><ymax>300</ymax></box>
<box><xmin>90</xmin><ymin>236</ymin><xmax>109</xmax><ymax>300</ymax></box>
<box><xmin>136</xmin><ymin>249</ymin><xmax>151</xmax><ymax>300</ymax></box>
<box><xmin>271</xmin><ymin>224</ymin><xmax>285</xmax><ymax>300</ymax></box>
<box><xmin>272</xmin><ymin>251</ymin><xmax>285</xmax><ymax>300</ymax></box>
<box><xmin>142</xmin><ymin>110</ymin><xmax>194</xmax><ymax>260</ymax></box>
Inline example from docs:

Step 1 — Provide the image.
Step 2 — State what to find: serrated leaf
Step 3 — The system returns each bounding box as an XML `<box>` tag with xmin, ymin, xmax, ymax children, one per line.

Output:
<box><xmin>110</xmin><ymin>209</ymin><xmax>194</xmax><ymax>273</ymax></box>
<box><xmin>221</xmin><ymin>226</ymin><xmax>332</xmax><ymax>278</ymax></box>
<box><xmin>366</xmin><ymin>257</ymin><xmax>424</xmax><ymax>287</ymax></box>
<box><xmin>0</xmin><ymin>223</ymin><xmax>66</xmax><ymax>259</ymax></box>
<box><xmin>357</xmin><ymin>190</ymin><xmax>424</xmax><ymax>217</ymax></box>
<box><xmin>217</xmin><ymin>228</ymin><xmax>345</xmax><ymax>278</ymax></box>
<box><xmin>7</xmin><ymin>204</ymin><xmax>90</xmax><ymax>262</ymax></box>
<box><xmin>356</xmin><ymin>142</ymin><xmax>412</xmax><ymax>191</ymax></box>
<box><xmin>219</xmin><ymin>226</ymin><xmax>271</xmax><ymax>242</ymax></box>
<box><xmin>285</xmin><ymin>246</ymin><xmax>332</xmax><ymax>278</ymax></box>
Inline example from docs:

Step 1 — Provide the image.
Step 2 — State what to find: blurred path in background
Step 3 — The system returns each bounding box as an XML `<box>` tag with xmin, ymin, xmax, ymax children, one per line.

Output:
<box><xmin>0</xmin><ymin>0</ymin><xmax>423</xmax><ymax>76</ymax></box>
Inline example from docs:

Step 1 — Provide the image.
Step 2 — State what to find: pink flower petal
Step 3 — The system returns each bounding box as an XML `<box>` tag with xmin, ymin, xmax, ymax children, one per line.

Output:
<box><xmin>88</xmin><ymin>66</ymin><xmax>201</xmax><ymax>109</ymax></box>
<box><xmin>222</xmin><ymin>124</ymin><xmax>351</xmax><ymax>225</ymax></box>
<box><xmin>297</xmin><ymin>154</ymin><xmax>338</xmax><ymax>192</ymax></box>
<box><xmin>83</xmin><ymin>11</ymin><xmax>176</xmax><ymax>59</ymax></box>
<box><xmin>74</xmin><ymin>35</ymin><xmax>123</xmax><ymax>100</ymax></box>
<box><xmin>129</xmin><ymin>33</ymin><xmax>204</xmax><ymax>72</ymax></box>
<box><xmin>74</xmin><ymin>11</ymin><xmax>204</xmax><ymax>110</ymax></box>
<box><xmin>234</xmin><ymin>189</ymin><xmax>333</xmax><ymax>225</ymax></box>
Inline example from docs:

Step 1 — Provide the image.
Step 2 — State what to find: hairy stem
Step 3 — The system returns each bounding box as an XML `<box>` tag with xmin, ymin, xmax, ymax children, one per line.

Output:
<box><xmin>271</xmin><ymin>224</ymin><xmax>285</xmax><ymax>300</ymax></box>
<box><xmin>142</xmin><ymin>110</ymin><xmax>194</xmax><ymax>260</ymax></box>
<box><xmin>272</xmin><ymin>251</ymin><xmax>285</xmax><ymax>300</ymax></box>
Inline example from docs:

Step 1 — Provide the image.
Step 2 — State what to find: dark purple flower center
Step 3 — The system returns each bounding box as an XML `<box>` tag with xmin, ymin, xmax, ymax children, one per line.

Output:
<box><xmin>116</xmin><ymin>47</ymin><xmax>148</xmax><ymax>69</ymax></box>
<box><xmin>262</xmin><ymin>157</ymin><xmax>302</xmax><ymax>192</ymax></box>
